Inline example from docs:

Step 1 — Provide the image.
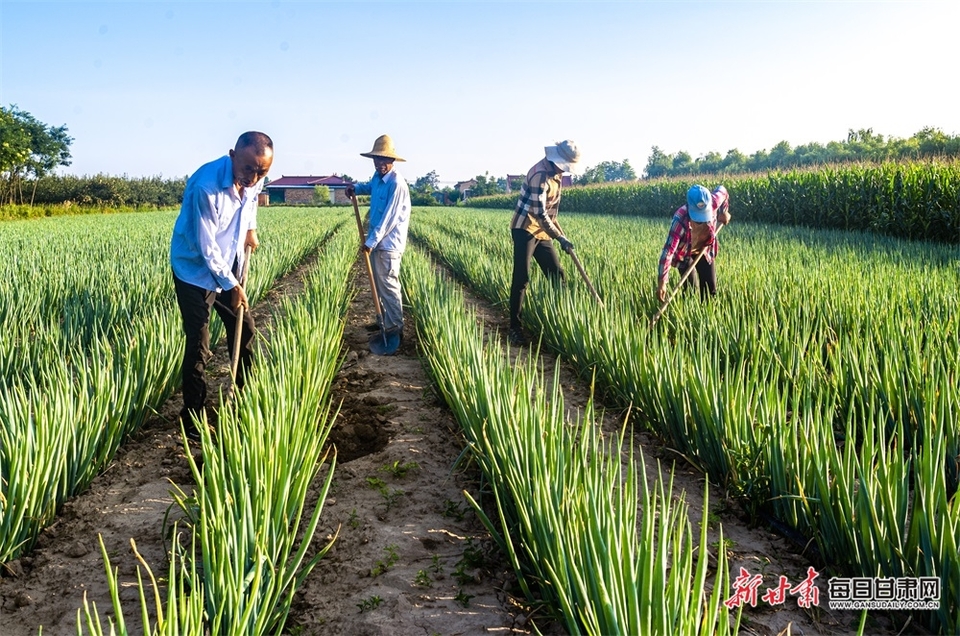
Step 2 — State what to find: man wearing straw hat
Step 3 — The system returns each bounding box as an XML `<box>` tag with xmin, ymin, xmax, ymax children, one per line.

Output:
<box><xmin>656</xmin><ymin>184</ymin><xmax>731</xmax><ymax>303</ymax></box>
<box><xmin>507</xmin><ymin>139</ymin><xmax>581</xmax><ymax>346</ymax></box>
<box><xmin>345</xmin><ymin>134</ymin><xmax>411</xmax><ymax>345</ymax></box>
<box><xmin>170</xmin><ymin>131</ymin><xmax>273</xmax><ymax>440</ymax></box>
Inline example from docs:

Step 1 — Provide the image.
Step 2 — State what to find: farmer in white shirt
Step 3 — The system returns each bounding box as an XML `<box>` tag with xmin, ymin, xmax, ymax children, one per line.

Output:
<box><xmin>170</xmin><ymin>131</ymin><xmax>273</xmax><ymax>439</ymax></box>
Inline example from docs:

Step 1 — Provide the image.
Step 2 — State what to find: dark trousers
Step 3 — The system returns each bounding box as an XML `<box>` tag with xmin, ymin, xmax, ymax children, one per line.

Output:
<box><xmin>509</xmin><ymin>228</ymin><xmax>565</xmax><ymax>329</ymax></box>
<box><xmin>173</xmin><ymin>273</ymin><xmax>256</xmax><ymax>418</ymax></box>
<box><xmin>677</xmin><ymin>255</ymin><xmax>718</xmax><ymax>300</ymax></box>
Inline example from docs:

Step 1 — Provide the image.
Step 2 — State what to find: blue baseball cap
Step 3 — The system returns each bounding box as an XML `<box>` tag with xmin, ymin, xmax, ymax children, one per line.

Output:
<box><xmin>686</xmin><ymin>184</ymin><xmax>714</xmax><ymax>222</ymax></box>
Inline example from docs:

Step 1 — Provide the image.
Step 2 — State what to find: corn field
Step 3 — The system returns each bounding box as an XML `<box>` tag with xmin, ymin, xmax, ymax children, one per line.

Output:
<box><xmin>464</xmin><ymin>160</ymin><xmax>960</xmax><ymax>243</ymax></box>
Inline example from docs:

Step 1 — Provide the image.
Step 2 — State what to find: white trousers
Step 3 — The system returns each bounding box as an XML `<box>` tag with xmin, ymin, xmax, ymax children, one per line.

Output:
<box><xmin>370</xmin><ymin>249</ymin><xmax>404</xmax><ymax>331</ymax></box>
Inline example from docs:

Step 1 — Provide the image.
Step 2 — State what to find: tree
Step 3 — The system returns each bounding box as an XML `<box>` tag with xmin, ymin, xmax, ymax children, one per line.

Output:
<box><xmin>469</xmin><ymin>172</ymin><xmax>504</xmax><ymax>197</ymax></box>
<box><xmin>768</xmin><ymin>140</ymin><xmax>793</xmax><ymax>169</ymax></box>
<box><xmin>576</xmin><ymin>159</ymin><xmax>637</xmax><ymax>185</ymax></box>
<box><xmin>695</xmin><ymin>152</ymin><xmax>724</xmax><ymax>175</ymax></box>
<box><xmin>0</xmin><ymin>108</ymin><xmax>29</xmax><ymax>185</ymax></box>
<box><xmin>313</xmin><ymin>185</ymin><xmax>331</xmax><ymax>206</ymax></box>
<box><xmin>640</xmin><ymin>127</ymin><xmax>960</xmax><ymax>179</ymax></box>
<box><xmin>671</xmin><ymin>151</ymin><xmax>693</xmax><ymax>174</ymax></box>
<box><xmin>912</xmin><ymin>127</ymin><xmax>949</xmax><ymax>157</ymax></box>
<box><xmin>793</xmin><ymin>142</ymin><xmax>827</xmax><ymax>167</ymax></box>
<box><xmin>845</xmin><ymin>128</ymin><xmax>887</xmax><ymax>162</ymax></box>
<box><xmin>745</xmin><ymin>149</ymin><xmax>769</xmax><ymax>172</ymax></box>
<box><xmin>644</xmin><ymin>146</ymin><xmax>671</xmax><ymax>179</ymax></box>
<box><xmin>721</xmin><ymin>149</ymin><xmax>746</xmax><ymax>174</ymax></box>
<box><xmin>0</xmin><ymin>105</ymin><xmax>73</xmax><ymax>204</ymax></box>
<box><xmin>413</xmin><ymin>170</ymin><xmax>439</xmax><ymax>193</ymax></box>
<box><xmin>441</xmin><ymin>186</ymin><xmax>460</xmax><ymax>205</ymax></box>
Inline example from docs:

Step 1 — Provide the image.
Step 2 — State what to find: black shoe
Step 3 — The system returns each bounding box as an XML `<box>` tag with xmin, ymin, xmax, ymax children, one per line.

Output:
<box><xmin>179</xmin><ymin>408</ymin><xmax>202</xmax><ymax>441</ymax></box>
<box><xmin>179</xmin><ymin>408</ymin><xmax>213</xmax><ymax>443</ymax></box>
<box><xmin>365</xmin><ymin>322</ymin><xmax>382</xmax><ymax>332</ymax></box>
<box><xmin>180</xmin><ymin>417</ymin><xmax>203</xmax><ymax>443</ymax></box>
<box><xmin>508</xmin><ymin>328</ymin><xmax>527</xmax><ymax>346</ymax></box>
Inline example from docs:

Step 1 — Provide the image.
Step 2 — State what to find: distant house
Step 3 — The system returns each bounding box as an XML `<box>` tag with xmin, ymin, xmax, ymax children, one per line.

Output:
<box><xmin>452</xmin><ymin>173</ymin><xmax>571</xmax><ymax>201</ymax></box>
<box><xmin>511</xmin><ymin>174</ymin><xmax>573</xmax><ymax>188</ymax></box>
<box><xmin>264</xmin><ymin>175</ymin><xmax>353</xmax><ymax>205</ymax></box>
<box><xmin>455</xmin><ymin>179</ymin><xmax>477</xmax><ymax>201</ymax></box>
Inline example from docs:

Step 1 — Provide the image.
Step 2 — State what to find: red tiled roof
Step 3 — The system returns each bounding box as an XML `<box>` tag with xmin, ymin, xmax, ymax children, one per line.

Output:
<box><xmin>266</xmin><ymin>175</ymin><xmax>352</xmax><ymax>188</ymax></box>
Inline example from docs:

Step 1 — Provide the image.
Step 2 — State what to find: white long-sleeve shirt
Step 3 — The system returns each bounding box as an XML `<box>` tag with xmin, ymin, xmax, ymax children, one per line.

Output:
<box><xmin>170</xmin><ymin>155</ymin><xmax>261</xmax><ymax>291</ymax></box>
<box><xmin>354</xmin><ymin>168</ymin><xmax>410</xmax><ymax>252</ymax></box>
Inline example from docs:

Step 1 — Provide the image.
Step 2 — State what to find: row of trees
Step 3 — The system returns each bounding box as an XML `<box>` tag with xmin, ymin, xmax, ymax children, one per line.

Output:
<box><xmin>644</xmin><ymin>127</ymin><xmax>960</xmax><ymax>178</ymax></box>
<box><xmin>28</xmin><ymin>173</ymin><xmax>187</xmax><ymax>207</ymax></box>
<box><xmin>414</xmin><ymin>129</ymin><xmax>960</xmax><ymax>200</ymax></box>
<box><xmin>1</xmin><ymin>105</ymin><xmax>73</xmax><ymax>204</ymax></box>
<box><xmin>574</xmin><ymin>159</ymin><xmax>637</xmax><ymax>184</ymax></box>
<box><xmin>406</xmin><ymin>159</ymin><xmax>640</xmax><ymax>206</ymax></box>
<box><xmin>1</xmin><ymin>105</ymin><xmax>187</xmax><ymax>208</ymax></box>
<box><xmin>464</xmin><ymin>160</ymin><xmax>638</xmax><ymax>196</ymax></box>
<box><xmin>7</xmin><ymin>103</ymin><xmax>958</xmax><ymax>209</ymax></box>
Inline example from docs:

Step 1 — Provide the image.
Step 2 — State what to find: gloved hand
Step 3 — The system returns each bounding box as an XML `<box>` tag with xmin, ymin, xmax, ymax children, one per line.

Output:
<box><xmin>558</xmin><ymin>236</ymin><xmax>574</xmax><ymax>253</ymax></box>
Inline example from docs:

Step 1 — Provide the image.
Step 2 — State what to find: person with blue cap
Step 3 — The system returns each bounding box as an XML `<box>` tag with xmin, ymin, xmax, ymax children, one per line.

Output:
<box><xmin>656</xmin><ymin>184</ymin><xmax>731</xmax><ymax>302</ymax></box>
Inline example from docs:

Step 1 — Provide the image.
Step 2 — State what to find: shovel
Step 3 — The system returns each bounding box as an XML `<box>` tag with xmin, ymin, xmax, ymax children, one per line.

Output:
<box><xmin>352</xmin><ymin>195</ymin><xmax>401</xmax><ymax>356</ymax></box>
<box><xmin>649</xmin><ymin>222</ymin><xmax>725</xmax><ymax>328</ymax></box>
<box><xmin>230</xmin><ymin>244</ymin><xmax>253</xmax><ymax>380</ymax></box>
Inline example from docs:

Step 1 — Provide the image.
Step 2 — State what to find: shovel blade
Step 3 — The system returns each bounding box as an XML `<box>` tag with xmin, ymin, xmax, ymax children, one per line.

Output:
<box><xmin>368</xmin><ymin>330</ymin><xmax>401</xmax><ymax>356</ymax></box>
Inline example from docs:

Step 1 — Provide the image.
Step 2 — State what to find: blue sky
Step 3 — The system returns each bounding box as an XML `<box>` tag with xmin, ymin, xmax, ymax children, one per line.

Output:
<box><xmin>2</xmin><ymin>1</ymin><xmax>958</xmax><ymax>185</ymax></box>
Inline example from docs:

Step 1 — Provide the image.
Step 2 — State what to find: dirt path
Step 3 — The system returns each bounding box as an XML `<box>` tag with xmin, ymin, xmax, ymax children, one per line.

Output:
<box><xmin>0</xmin><ymin>253</ymin><xmax>546</xmax><ymax>636</ymax></box>
<box><xmin>0</xmin><ymin>247</ymin><xmax>908</xmax><ymax>636</ymax></box>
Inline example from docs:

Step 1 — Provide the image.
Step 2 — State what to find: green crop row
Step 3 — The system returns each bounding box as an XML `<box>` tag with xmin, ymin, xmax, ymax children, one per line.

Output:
<box><xmin>77</xmin><ymin>216</ymin><xmax>355</xmax><ymax>635</ymax></box>
<box><xmin>402</xmin><ymin>245</ymin><xmax>734</xmax><ymax>635</ymax></box>
<box><xmin>463</xmin><ymin>160</ymin><xmax>960</xmax><ymax>243</ymax></box>
<box><xmin>411</xmin><ymin>207</ymin><xmax>959</xmax><ymax>634</ymax></box>
<box><xmin>0</xmin><ymin>207</ymin><xmax>341</xmax><ymax>564</ymax></box>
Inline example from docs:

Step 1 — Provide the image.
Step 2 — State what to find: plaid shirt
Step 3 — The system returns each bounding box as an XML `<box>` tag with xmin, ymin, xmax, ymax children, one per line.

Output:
<box><xmin>657</xmin><ymin>188</ymin><xmax>729</xmax><ymax>288</ymax></box>
<box><xmin>509</xmin><ymin>158</ymin><xmax>563</xmax><ymax>240</ymax></box>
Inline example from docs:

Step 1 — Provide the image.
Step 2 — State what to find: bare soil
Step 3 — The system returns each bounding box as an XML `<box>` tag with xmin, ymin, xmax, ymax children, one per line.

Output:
<box><xmin>0</xmin><ymin>250</ymin><xmax>912</xmax><ymax>636</ymax></box>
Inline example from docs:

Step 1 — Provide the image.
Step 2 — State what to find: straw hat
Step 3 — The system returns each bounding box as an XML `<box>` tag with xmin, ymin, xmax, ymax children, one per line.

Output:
<box><xmin>544</xmin><ymin>139</ymin><xmax>581</xmax><ymax>173</ymax></box>
<box><xmin>360</xmin><ymin>134</ymin><xmax>406</xmax><ymax>162</ymax></box>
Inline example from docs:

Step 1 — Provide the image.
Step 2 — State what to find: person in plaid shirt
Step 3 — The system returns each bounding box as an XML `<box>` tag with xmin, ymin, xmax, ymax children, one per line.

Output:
<box><xmin>508</xmin><ymin>140</ymin><xmax>581</xmax><ymax>345</ymax></box>
<box><xmin>656</xmin><ymin>184</ymin><xmax>731</xmax><ymax>302</ymax></box>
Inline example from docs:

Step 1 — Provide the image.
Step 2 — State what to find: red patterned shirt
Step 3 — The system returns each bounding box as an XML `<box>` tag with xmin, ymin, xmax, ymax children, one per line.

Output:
<box><xmin>657</xmin><ymin>188</ymin><xmax>729</xmax><ymax>288</ymax></box>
